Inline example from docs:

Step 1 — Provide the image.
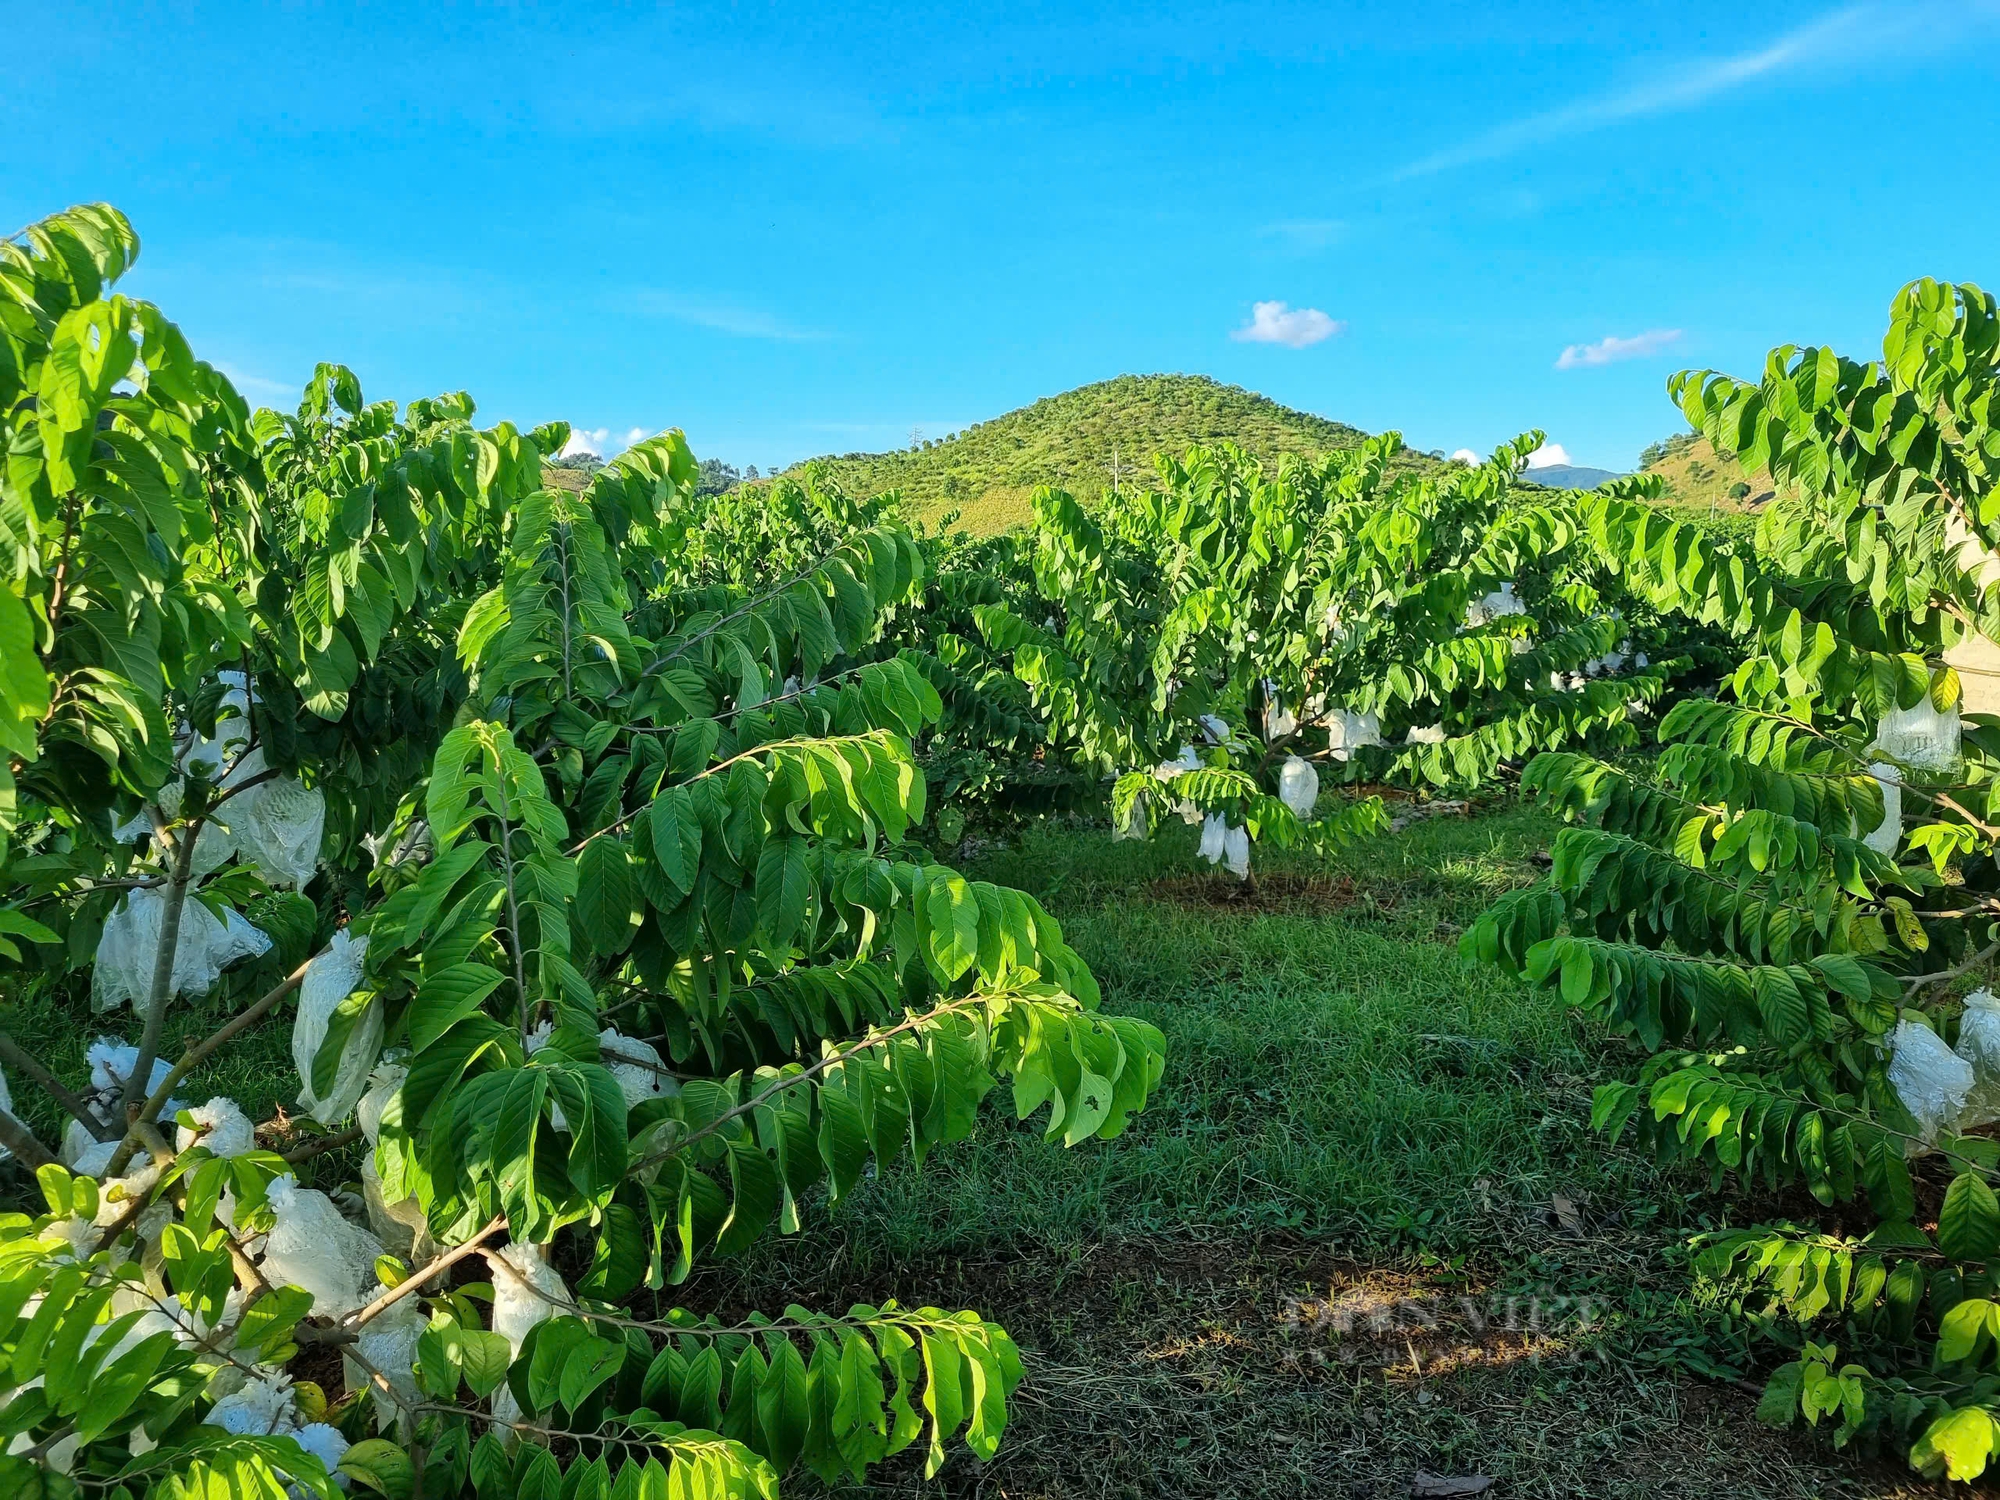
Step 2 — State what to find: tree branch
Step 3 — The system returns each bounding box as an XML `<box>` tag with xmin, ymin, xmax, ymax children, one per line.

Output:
<box><xmin>128</xmin><ymin>955</ymin><xmax>315</xmax><ymax>1142</ymax></box>
<box><xmin>0</xmin><ymin>1105</ymin><xmax>56</xmax><ymax>1168</ymax></box>
<box><xmin>0</xmin><ymin>1030</ymin><xmax>115</xmax><ymax>1140</ymax></box>
<box><xmin>122</xmin><ymin>816</ymin><xmax>202</xmax><ymax>1122</ymax></box>
<box><xmin>344</xmin><ymin>1214</ymin><xmax>507</xmax><ymax>1331</ymax></box>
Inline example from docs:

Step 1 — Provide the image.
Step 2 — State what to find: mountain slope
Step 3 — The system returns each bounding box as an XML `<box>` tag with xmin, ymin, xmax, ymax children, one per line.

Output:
<box><xmin>782</xmin><ymin>374</ymin><xmax>1423</xmax><ymax>534</ymax></box>
<box><xmin>1639</xmin><ymin>432</ymin><xmax>1776</xmax><ymax>513</ymax></box>
<box><xmin>1520</xmin><ymin>463</ymin><xmax>1626</xmax><ymax>491</ymax></box>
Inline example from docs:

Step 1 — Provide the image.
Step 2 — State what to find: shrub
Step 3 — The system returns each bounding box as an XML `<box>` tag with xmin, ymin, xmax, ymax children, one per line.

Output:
<box><xmin>0</xmin><ymin>206</ymin><xmax>1164</xmax><ymax>1499</ymax></box>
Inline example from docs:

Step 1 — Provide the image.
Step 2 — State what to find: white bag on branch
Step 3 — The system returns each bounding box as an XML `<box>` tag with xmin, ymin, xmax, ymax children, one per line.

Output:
<box><xmin>1405</xmin><ymin>724</ymin><xmax>1448</xmax><ymax>746</ymax></box>
<box><xmin>1199</xmin><ymin>714</ymin><xmax>1232</xmax><ymax>746</ymax></box>
<box><xmin>599</xmin><ymin>1027</ymin><xmax>679</xmax><ymax>1107</ymax></box>
<box><xmin>1464</xmin><ymin>581</ymin><xmax>1525</xmax><ymax>629</ymax></box>
<box><xmin>180</xmin><ymin>671</ymin><xmax>254</xmax><ymax>780</ymax></box>
<box><xmin>92</xmin><ymin>887</ymin><xmax>271</xmax><ymax>1014</ymax></box>
<box><xmin>1956</xmin><ymin>989</ymin><xmax>2000</xmax><ymax>1130</ymax></box>
<box><xmin>355</xmin><ymin>1062</ymin><xmax>435</xmax><ymax>1266</ymax></box>
<box><xmin>206</xmin><ymin>1370</ymin><xmax>300</xmax><ymax>1436</ymax></box>
<box><xmin>293</xmin><ymin>931</ymin><xmax>380</xmax><ymax>1124</ymax></box>
<box><xmin>484</xmin><ymin>1241</ymin><xmax>573</xmax><ymax>1448</ymax></box>
<box><xmin>346</xmin><ymin>1280</ymin><xmax>425</xmax><ymax>1432</ymax></box>
<box><xmin>1325</xmin><ymin>710</ymin><xmax>1381</xmax><ymax>761</ymax></box>
<box><xmin>1872</xmin><ymin>698</ymin><xmax>1961</xmax><ymax>772</ymax></box>
<box><xmin>1261</xmin><ymin>682</ymin><xmax>1298</xmax><ymax>741</ymax></box>
<box><xmin>1198</xmin><ymin>814</ymin><xmax>1227</xmax><ymax>863</ymax></box>
<box><xmin>1222</xmin><ymin>824</ymin><xmax>1250</xmax><ymax>880</ymax></box>
<box><xmin>111</xmin><ymin>780</ymin><xmax>240</xmax><ymax>881</ymax></box>
<box><xmin>487</xmin><ymin>1241</ymin><xmax>573</xmax><ymax>1356</ymax></box>
<box><xmin>1864</xmin><ymin>762</ymin><xmax>1903</xmax><ymax>857</ymax></box>
<box><xmin>1156</xmin><ymin>746</ymin><xmax>1203</xmax><ymax>822</ymax></box>
<box><xmin>176</xmin><ymin>1097</ymin><xmax>257</xmax><ymax>1158</ymax></box>
<box><xmin>291</xmin><ymin>1423</ymin><xmax>351</xmax><ymax>1482</ymax></box>
<box><xmin>228</xmin><ymin>749</ymin><xmax>326</xmax><ymax>890</ymax></box>
<box><xmin>259</xmin><ymin>1173</ymin><xmax>385</xmax><ymax>1319</ymax></box>
<box><xmin>1887</xmin><ymin>1019</ymin><xmax>1975</xmax><ymax>1147</ymax></box>
<box><xmin>1277</xmin><ymin>756</ymin><xmax>1319</xmax><ymax>820</ymax></box>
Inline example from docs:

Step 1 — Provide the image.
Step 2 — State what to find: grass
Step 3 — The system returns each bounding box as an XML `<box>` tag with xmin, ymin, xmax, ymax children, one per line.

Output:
<box><xmin>674</xmin><ymin>807</ymin><xmax>1952</xmax><ymax>1498</ymax></box>
<box><xmin>2</xmin><ymin>802</ymin><xmax>1953</xmax><ymax>1496</ymax></box>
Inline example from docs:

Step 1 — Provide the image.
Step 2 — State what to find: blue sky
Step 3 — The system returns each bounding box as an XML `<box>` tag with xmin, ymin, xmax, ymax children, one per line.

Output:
<box><xmin>7</xmin><ymin>1</ymin><xmax>1997</xmax><ymax>474</ymax></box>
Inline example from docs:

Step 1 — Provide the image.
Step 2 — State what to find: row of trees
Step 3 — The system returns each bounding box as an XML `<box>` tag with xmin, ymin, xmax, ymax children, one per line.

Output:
<box><xmin>1466</xmin><ymin>278</ymin><xmax>2000</xmax><ymax>1482</ymax></box>
<box><xmin>0</xmin><ymin>206</ymin><xmax>1161</xmax><ymax>1500</ymax></box>
<box><xmin>5</xmin><ymin>196</ymin><xmax>1992</xmax><ymax>1490</ymax></box>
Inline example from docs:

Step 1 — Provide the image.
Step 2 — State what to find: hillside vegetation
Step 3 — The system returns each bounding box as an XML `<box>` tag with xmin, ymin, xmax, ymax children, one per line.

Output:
<box><xmin>1638</xmin><ymin>430</ymin><xmax>1776</xmax><ymax>513</ymax></box>
<box><xmin>780</xmin><ymin>373</ymin><xmax>1428</xmax><ymax>533</ymax></box>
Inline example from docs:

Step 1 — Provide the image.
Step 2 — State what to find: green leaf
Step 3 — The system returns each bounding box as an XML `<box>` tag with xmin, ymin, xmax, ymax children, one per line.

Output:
<box><xmin>460</xmin><ymin>1328</ymin><xmax>513</xmax><ymax>1399</ymax></box>
<box><xmin>1940</xmin><ymin>1172</ymin><xmax>2000</xmax><ymax>1262</ymax></box>
<box><xmin>559</xmin><ymin>1333</ymin><xmax>625</xmax><ymax>1412</ymax></box>
<box><xmin>341</xmin><ymin>1438</ymin><xmax>417</xmax><ymax>1500</ymax></box>
<box><xmin>1913</xmin><ymin>1405</ymin><xmax>2000</xmax><ymax>1482</ymax></box>
<box><xmin>576</xmin><ymin>837</ymin><xmax>636</xmax><ymax>956</ymax></box>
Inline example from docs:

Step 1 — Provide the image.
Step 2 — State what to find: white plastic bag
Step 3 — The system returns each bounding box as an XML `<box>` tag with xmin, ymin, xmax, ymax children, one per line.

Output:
<box><xmin>1197</xmin><ymin>814</ymin><xmax>1227</xmax><ymax>863</ymax></box>
<box><xmin>1466</xmin><ymin>581</ymin><xmax>1525</xmax><ymax>628</ymax></box>
<box><xmin>176</xmin><ymin>1097</ymin><xmax>257</xmax><ymax>1158</ymax></box>
<box><xmin>1888</xmin><ymin>1019</ymin><xmax>1976</xmax><ymax>1146</ymax></box>
<box><xmin>1199</xmin><ymin>714</ymin><xmax>1232</xmax><ymax>746</ymax></box>
<box><xmin>354</xmin><ymin>1061</ymin><xmax>435</xmax><ymax>1265</ymax></box>
<box><xmin>92</xmin><ymin>887</ymin><xmax>271</xmax><ymax>1014</ymax></box>
<box><xmin>484</xmin><ymin>1241</ymin><xmax>572</xmax><ymax>1448</ymax></box>
<box><xmin>259</xmin><ymin>1174</ymin><xmax>385</xmax><ymax>1319</ymax></box>
<box><xmin>88</xmin><ymin>1037</ymin><xmax>169</xmax><ymax>1098</ymax></box>
<box><xmin>1864</xmin><ymin>762</ymin><xmax>1903</xmax><ymax>857</ymax></box>
<box><xmin>599</xmin><ymin>1028</ymin><xmax>678</xmax><ymax>1107</ymax></box>
<box><xmin>1957</xmin><ymin>989</ymin><xmax>2000</xmax><ymax>1130</ymax></box>
<box><xmin>1873</xmin><ymin>698</ymin><xmax>1961</xmax><ymax>772</ymax></box>
<box><xmin>206</xmin><ymin>1370</ymin><xmax>299</xmax><ymax>1436</ymax></box>
<box><xmin>181</xmin><ymin>672</ymin><xmax>254</xmax><ymax>780</ymax></box>
<box><xmin>292</xmin><ymin>1423</ymin><xmax>351</xmax><ymax>1480</ymax></box>
<box><xmin>1276</xmin><ymin>756</ymin><xmax>1319</xmax><ymax>820</ymax></box>
<box><xmin>356</xmin><ymin>1061</ymin><xmax>405</xmax><ymax>1147</ymax></box>
<box><xmin>1156</xmin><ymin>747</ymin><xmax>1203</xmax><ymax>821</ymax></box>
<box><xmin>346</xmin><ymin>1281</ymin><xmax>425</xmax><ymax>1431</ymax></box>
<box><xmin>293</xmin><ymin>931</ymin><xmax>380</xmax><ymax>1124</ymax></box>
<box><xmin>1221</xmin><ymin>824</ymin><xmax>1250</xmax><ymax>880</ymax></box>
<box><xmin>0</xmin><ymin>1062</ymin><xmax>11</xmax><ymax>1163</ymax></box>
<box><xmin>111</xmin><ymin>779</ymin><xmax>239</xmax><ymax>880</ymax></box>
<box><xmin>1405</xmin><ymin>724</ymin><xmax>1447</xmax><ymax>745</ymax></box>
<box><xmin>1325</xmin><ymin>710</ymin><xmax>1381</xmax><ymax>762</ymax></box>
<box><xmin>1260</xmin><ymin>682</ymin><xmax>1297</xmax><ymax>742</ymax></box>
<box><xmin>230</xmin><ymin>754</ymin><xmax>326</xmax><ymax>890</ymax></box>
<box><xmin>486</xmin><ymin>1241</ymin><xmax>572</xmax><ymax>1356</ymax></box>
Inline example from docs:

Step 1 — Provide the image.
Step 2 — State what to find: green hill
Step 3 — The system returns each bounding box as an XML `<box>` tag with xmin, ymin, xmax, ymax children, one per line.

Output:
<box><xmin>1638</xmin><ymin>431</ymin><xmax>1775</xmax><ymax>514</ymax></box>
<box><xmin>780</xmin><ymin>374</ymin><xmax>1426</xmax><ymax>534</ymax></box>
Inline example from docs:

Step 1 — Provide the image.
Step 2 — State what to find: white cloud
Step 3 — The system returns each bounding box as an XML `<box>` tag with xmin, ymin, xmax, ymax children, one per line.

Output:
<box><xmin>561</xmin><ymin>425</ymin><xmax>652</xmax><ymax>459</ymax></box>
<box><xmin>1230</xmin><ymin>301</ymin><xmax>1345</xmax><ymax>349</ymax></box>
<box><xmin>1525</xmin><ymin>442</ymin><xmax>1573</xmax><ymax>470</ymax></box>
<box><xmin>1393</xmin><ymin>3</ymin><xmax>1983</xmax><ymax>180</ymax></box>
<box><xmin>1555</xmin><ymin>329</ymin><xmax>1683</xmax><ymax>370</ymax></box>
<box><xmin>1450</xmin><ymin>448</ymin><xmax>1481</xmax><ymax>466</ymax></box>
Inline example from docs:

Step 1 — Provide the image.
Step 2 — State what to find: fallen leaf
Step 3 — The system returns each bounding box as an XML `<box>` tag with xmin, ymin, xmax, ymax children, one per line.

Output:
<box><xmin>1550</xmin><ymin>1194</ymin><xmax>1583</xmax><ymax>1233</ymax></box>
<box><xmin>1411</xmin><ymin>1473</ymin><xmax>1495</xmax><ymax>1498</ymax></box>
